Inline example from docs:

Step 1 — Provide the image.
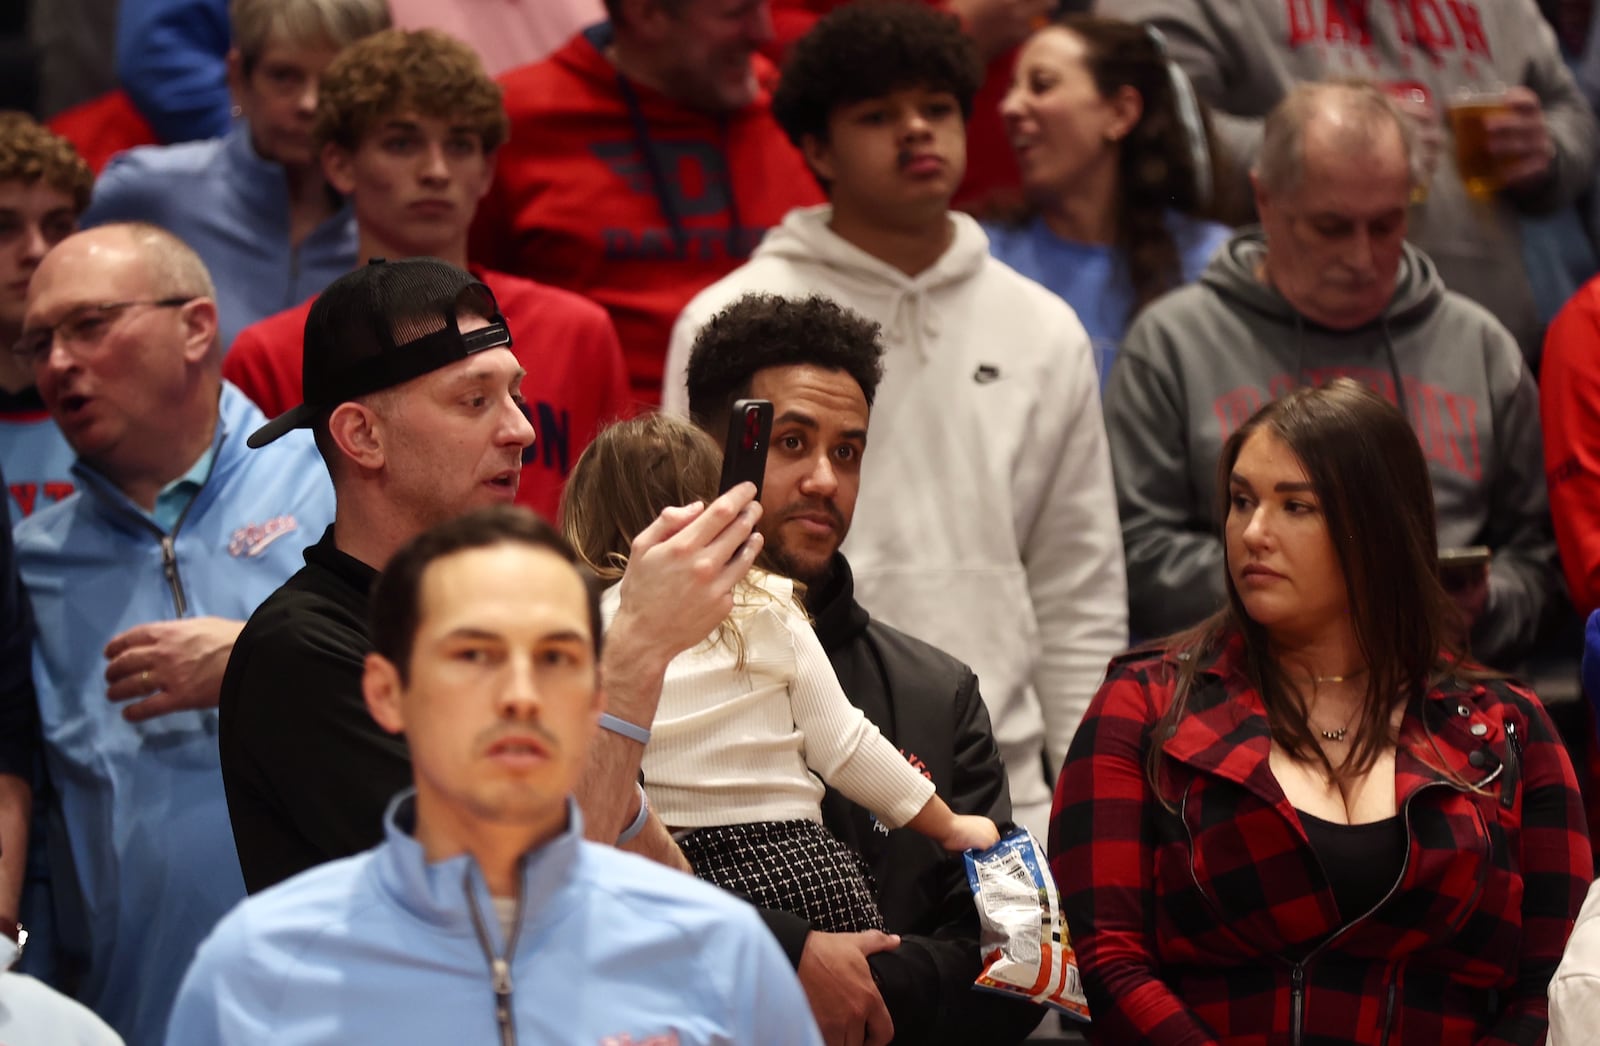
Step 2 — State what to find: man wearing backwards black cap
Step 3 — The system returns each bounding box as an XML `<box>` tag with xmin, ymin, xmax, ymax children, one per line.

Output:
<box><xmin>221</xmin><ymin>257</ymin><xmax>764</xmax><ymax>893</ymax></box>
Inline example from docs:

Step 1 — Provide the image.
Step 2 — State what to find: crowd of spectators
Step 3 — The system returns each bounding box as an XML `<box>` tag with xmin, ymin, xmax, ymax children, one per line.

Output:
<box><xmin>3</xmin><ymin>0</ymin><xmax>1600</xmax><ymax>1043</ymax></box>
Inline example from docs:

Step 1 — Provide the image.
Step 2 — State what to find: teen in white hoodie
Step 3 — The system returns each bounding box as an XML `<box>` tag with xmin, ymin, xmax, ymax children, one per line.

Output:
<box><xmin>661</xmin><ymin>3</ymin><xmax>1127</xmax><ymax>836</ymax></box>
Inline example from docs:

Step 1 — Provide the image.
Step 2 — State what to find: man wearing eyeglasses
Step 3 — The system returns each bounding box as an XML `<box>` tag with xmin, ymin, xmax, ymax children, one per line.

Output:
<box><xmin>11</xmin><ymin>221</ymin><xmax>333</xmax><ymax>1046</ymax></box>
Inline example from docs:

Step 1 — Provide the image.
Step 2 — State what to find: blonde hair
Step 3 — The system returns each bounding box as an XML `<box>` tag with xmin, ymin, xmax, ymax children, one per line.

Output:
<box><xmin>230</xmin><ymin>0</ymin><xmax>391</xmax><ymax>72</ymax></box>
<box><xmin>562</xmin><ymin>413</ymin><xmax>794</xmax><ymax>662</ymax></box>
<box><xmin>562</xmin><ymin>413</ymin><xmax>722</xmax><ymax>581</ymax></box>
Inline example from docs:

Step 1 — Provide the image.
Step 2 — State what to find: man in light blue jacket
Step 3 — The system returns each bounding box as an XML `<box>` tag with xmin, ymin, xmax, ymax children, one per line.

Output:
<box><xmin>12</xmin><ymin>223</ymin><xmax>334</xmax><ymax>1045</ymax></box>
<box><xmin>167</xmin><ymin>505</ymin><xmax>820</xmax><ymax>1046</ymax></box>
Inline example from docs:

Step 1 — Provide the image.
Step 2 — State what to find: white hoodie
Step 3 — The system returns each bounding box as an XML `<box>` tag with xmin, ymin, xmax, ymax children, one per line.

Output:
<box><xmin>663</xmin><ymin>205</ymin><xmax>1128</xmax><ymax>835</ymax></box>
<box><xmin>1550</xmin><ymin>877</ymin><xmax>1600</xmax><ymax>1045</ymax></box>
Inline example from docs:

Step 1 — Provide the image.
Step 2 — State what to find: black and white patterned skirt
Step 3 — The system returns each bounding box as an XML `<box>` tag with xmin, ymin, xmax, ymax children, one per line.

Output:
<box><xmin>677</xmin><ymin>819</ymin><xmax>886</xmax><ymax>933</ymax></box>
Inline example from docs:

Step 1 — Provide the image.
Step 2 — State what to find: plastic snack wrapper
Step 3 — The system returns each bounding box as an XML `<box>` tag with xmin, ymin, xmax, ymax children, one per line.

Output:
<box><xmin>964</xmin><ymin>826</ymin><xmax>1090</xmax><ymax>1021</ymax></box>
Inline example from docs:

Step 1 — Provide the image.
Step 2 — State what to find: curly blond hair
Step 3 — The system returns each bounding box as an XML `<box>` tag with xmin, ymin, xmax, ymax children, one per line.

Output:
<box><xmin>314</xmin><ymin>28</ymin><xmax>509</xmax><ymax>154</ymax></box>
<box><xmin>0</xmin><ymin>112</ymin><xmax>92</xmax><ymax>213</ymax></box>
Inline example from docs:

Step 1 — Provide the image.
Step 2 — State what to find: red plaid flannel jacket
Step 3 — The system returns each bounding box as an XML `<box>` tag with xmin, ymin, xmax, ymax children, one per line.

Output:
<box><xmin>1049</xmin><ymin>634</ymin><xmax>1592</xmax><ymax>1045</ymax></box>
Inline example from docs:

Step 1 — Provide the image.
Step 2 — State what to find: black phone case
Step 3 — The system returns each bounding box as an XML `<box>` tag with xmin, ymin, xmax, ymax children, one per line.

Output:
<box><xmin>719</xmin><ymin>399</ymin><xmax>773</xmax><ymax>500</ymax></box>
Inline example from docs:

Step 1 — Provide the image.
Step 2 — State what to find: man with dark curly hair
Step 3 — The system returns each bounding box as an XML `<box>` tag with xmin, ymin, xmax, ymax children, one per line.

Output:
<box><xmin>665</xmin><ymin>1</ymin><xmax>1128</xmax><ymax>843</ymax></box>
<box><xmin>0</xmin><ymin>113</ymin><xmax>93</xmax><ymax>525</ymax></box>
<box><xmin>468</xmin><ymin>0</ymin><xmax>823</xmax><ymax>405</ymax></box>
<box><xmin>222</xmin><ymin>28</ymin><xmax>632</xmax><ymax>523</ymax></box>
<box><xmin>685</xmin><ymin>291</ymin><xmax>1046</xmax><ymax>1046</ymax></box>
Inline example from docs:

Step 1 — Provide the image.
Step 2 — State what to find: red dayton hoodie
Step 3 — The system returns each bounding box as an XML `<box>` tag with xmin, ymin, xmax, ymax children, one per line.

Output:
<box><xmin>767</xmin><ymin>1</ymin><xmax>1021</xmax><ymax>209</ymax></box>
<box><xmin>222</xmin><ymin>267</ymin><xmax>632</xmax><ymax>523</ymax></box>
<box><xmin>471</xmin><ymin>24</ymin><xmax>822</xmax><ymax>405</ymax></box>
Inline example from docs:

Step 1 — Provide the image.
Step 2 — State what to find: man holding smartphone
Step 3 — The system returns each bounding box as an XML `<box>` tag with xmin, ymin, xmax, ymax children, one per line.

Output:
<box><xmin>663</xmin><ymin>1</ymin><xmax>1127</xmax><ymax>841</ymax></box>
<box><xmin>686</xmin><ymin>292</ymin><xmax>1045</xmax><ymax>1046</ymax></box>
<box><xmin>221</xmin><ymin>258</ymin><xmax>764</xmax><ymax>894</ymax></box>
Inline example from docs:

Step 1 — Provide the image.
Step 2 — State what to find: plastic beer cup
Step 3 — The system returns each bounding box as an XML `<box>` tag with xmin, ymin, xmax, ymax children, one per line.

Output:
<box><xmin>1447</xmin><ymin>88</ymin><xmax>1511</xmax><ymax>200</ymax></box>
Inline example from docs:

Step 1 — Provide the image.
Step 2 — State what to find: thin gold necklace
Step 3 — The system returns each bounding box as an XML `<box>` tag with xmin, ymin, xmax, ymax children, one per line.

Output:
<box><xmin>1310</xmin><ymin>670</ymin><xmax>1366</xmax><ymax>740</ymax></box>
<box><xmin>1316</xmin><ymin>721</ymin><xmax>1353</xmax><ymax>742</ymax></box>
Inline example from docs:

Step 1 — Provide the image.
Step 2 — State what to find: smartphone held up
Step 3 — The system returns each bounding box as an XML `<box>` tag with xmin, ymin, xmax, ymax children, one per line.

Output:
<box><xmin>718</xmin><ymin>399</ymin><xmax>773</xmax><ymax>501</ymax></box>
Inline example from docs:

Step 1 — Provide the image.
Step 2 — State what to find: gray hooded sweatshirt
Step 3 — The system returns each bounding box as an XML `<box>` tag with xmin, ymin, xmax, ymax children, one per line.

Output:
<box><xmin>1107</xmin><ymin>230</ymin><xmax>1560</xmax><ymax>668</ymax></box>
<box><xmin>1104</xmin><ymin>0</ymin><xmax>1598</xmax><ymax>361</ymax></box>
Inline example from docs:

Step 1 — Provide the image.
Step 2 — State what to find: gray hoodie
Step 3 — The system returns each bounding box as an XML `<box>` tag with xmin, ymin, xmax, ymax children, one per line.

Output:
<box><xmin>1103</xmin><ymin>0</ymin><xmax>1598</xmax><ymax>361</ymax></box>
<box><xmin>1107</xmin><ymin>230</ymin><xmax>1560</xmax><ymax>667</ymax></box>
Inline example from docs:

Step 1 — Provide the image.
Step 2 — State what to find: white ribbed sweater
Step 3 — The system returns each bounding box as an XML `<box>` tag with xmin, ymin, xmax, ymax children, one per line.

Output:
<box><xmin>601</xmin><ymin>571</ymin><xmax>936</xmax><ymax>830</ymax></box>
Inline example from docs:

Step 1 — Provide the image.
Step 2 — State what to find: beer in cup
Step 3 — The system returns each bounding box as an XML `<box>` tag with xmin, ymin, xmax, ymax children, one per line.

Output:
<box><xmin>1447</xmin><ymin>87</ymin><xmax>1511</xmax><ymax>200</ymax></box>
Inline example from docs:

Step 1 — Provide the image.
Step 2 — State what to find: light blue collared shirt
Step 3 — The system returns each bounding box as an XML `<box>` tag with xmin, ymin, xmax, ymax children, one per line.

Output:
<box><xmin>148</xmin><ymin>446</ymin><xmax>215</xmax><ymax>533</ymax></box>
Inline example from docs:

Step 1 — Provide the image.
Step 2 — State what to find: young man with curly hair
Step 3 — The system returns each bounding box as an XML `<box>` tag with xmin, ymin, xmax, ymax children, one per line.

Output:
<box><xmin>664</xmin><ymin>1</ymin><xmax>1128</xmax><ymax>841</ymax></box>
<box><xmin>222</xmin><ymin>27</ymin><xmax>631</xmax><ymax>522</ymax></box>
<box><xmin>0</xmin><ymin>113</ymin><xmax>93</xmax><ymax>525</ymax></box>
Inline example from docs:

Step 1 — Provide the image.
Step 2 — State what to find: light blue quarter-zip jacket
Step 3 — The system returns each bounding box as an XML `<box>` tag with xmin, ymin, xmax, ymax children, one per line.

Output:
<box><xmin>83</xmin><ymin>124</ymin><xmax>358</xmax><ymax>351</ymax></box>
<box><xmin>14</xmin><ymin>383</ymin><xmax>334</xmax><ymax>1046</ymax></box>
<box><xmin>167</xmin><ymin>793</ymin><xmax>824</xmax><ymax>1046</ymax></box>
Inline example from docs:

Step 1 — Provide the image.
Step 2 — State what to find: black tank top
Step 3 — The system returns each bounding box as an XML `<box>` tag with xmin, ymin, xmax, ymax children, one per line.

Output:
<box><xmin>1298</xmin><ymin>810</ymin><xmax>1408</xmax><ymax>922</ymax></box>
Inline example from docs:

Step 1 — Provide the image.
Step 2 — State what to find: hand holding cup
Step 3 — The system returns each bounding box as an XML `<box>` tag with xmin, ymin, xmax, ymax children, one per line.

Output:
<box><xmin>1448</xmin><ymin>84</ymin><xmax>1552</xmax><ymax>198</ymax></box>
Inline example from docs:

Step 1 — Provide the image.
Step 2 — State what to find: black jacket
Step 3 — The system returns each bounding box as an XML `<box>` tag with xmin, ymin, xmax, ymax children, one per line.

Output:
<box><xmin>761</xmin><ymin>554</ymin><xmax>1044</xmax><ymax>1045</ymax></box>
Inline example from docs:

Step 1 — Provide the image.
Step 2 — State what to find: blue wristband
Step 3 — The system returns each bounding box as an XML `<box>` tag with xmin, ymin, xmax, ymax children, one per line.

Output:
<box><xmin>599</xmin><ymin>712</ymin><xmax>651</xmax><ymax>745</ymax></box>
<box><xmin>616</xmin><ymin>784</ymin><xmax>650</xmax><ymax>845</ymax></box>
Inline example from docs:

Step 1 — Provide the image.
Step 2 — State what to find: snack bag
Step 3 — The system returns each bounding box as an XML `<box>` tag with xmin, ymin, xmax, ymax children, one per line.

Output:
<box><xmin>964</xmin><ymin>826</ymin><xmax>1090</xmax><ymax>1021</ymax></box>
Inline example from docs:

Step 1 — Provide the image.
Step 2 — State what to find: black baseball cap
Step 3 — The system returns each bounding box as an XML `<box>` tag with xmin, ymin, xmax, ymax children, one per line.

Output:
<box><xmin>247</xmin><ymin>258</ymin><xmax>514</xmax><ymax>448</ymax></box>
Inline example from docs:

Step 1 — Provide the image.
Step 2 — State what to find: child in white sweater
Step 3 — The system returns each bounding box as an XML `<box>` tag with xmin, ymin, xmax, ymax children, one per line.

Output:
<box><xmin>562</xmin><ymin>413</ymin><xmax>999</xmax><ymax>932</ymax></box>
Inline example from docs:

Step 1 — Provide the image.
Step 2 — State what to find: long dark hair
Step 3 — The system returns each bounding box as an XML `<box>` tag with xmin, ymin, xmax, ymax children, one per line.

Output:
<box><xmin>999</xmin><ymin>15</ymin><xmax>1229</xmax><ymax>320</ymax></box>
<box><xmin>1147</xmin><ymin>380</ymin><xmax>1468</xmax><ymax>787</ymax></box>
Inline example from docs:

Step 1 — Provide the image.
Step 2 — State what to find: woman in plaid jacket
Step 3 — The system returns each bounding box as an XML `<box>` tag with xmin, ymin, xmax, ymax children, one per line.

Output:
<box><xmin>1050</xmin><ymin>380</ymin><xmax>1592</xmax><ymax>1045</ymax></box>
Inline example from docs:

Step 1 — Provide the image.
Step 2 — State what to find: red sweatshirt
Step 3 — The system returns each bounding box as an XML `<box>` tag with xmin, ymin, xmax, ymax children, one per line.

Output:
<box><xmin>222</xmin><ymin>267</ymin><xmax>632</xmax><ymax>523</ymax></box>
<box><xmin>1542</xmin><ymin>276</ymin><xmax>1600</xmax><ymax>616</ymax></box>
<box><xmin>469</xmin><ymin>23</ymin><xmax>822</xmax><ymax>404</ymax></box>
<box><xmin>767</xmin><ymin>0</ymin><xmax>1020</xmax><ymax>208</ymax></box>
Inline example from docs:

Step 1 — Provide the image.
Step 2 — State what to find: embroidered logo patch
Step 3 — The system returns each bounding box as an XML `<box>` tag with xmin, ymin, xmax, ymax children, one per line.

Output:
<box><xmin>228</xmin><ymin>515</ymin><xmax>298</xmax><ymax>558</ymax></box>
<box><xmin>599</xmin><ymin>1034</ymin><xmax>680</xmax><ymax>1046</ymax></box>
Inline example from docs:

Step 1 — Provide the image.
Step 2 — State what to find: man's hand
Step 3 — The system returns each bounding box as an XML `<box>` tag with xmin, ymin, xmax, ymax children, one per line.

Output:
<box><xmin>946</xmin><ymin>0</ymin><xmax>1055</xmax><ymax>63</ymax></box>
<box><xmin>797</xmin><ymin>930</ymin><xmax>900</xmax><ymax>1046</ymax></box>
<box><xmin>1484</xmin><ymin>86</ymin><xmax>1555</xmax><ymax>190</ymax></box>
<box><xmin>577</xmin><ymin>486</ymin><xmax>762</xmax><ymax>841</ymax></box>
<box><xmin>604</xmin><ymin>484</ymin><xmax>763</xmax><ymax>716</ymax></box>
<box><xmin>103</xmin><ymin>617</ymin><xmax>245</xmax><ymax>722</ymax></box>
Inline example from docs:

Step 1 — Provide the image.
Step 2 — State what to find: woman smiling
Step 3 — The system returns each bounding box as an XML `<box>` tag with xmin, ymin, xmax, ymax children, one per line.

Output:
<box><xmin>985</xmin><ymin>14</ymin><xmax>1229</xmax><ymax>391</ymax></box>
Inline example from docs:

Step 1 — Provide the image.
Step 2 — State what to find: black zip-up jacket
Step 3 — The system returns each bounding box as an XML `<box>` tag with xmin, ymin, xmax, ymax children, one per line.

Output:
<box><xmin>759</xmin><ymin>554</ymin><xmax>1044</xmax><ymax>1045</ymax></box>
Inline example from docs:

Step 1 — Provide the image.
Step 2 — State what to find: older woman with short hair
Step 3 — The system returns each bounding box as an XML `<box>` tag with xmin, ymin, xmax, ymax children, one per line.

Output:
<box><xmin>1051</xmin><ymin>379</ymin><xmax>1590</xmax><ymax>1044</ymax></box>
<box><xmin>86</xmin><ymin>0</ymin><xmax>390</xmax><ymax>348</ymax></box>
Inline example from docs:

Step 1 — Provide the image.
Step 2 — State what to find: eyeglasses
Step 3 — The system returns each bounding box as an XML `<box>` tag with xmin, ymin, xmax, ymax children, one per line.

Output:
<box><xmin>13</xmin><ymin>298</ymin><xmax>195</xmax><ymax>365</ymax></box>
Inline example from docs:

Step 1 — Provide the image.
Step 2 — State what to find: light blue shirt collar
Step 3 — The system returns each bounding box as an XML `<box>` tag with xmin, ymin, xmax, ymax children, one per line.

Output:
<box><xmin>148</xmin><ymin>445</ymin><xmax>216</xmax><ymax>532</ymax></box>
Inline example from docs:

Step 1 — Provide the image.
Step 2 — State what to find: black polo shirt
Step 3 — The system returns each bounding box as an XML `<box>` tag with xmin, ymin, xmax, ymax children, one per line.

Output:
<box><xmin>219</xmin><ymin>526</ymin><xmax>410</xmax><ymax>893</ymax></box>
